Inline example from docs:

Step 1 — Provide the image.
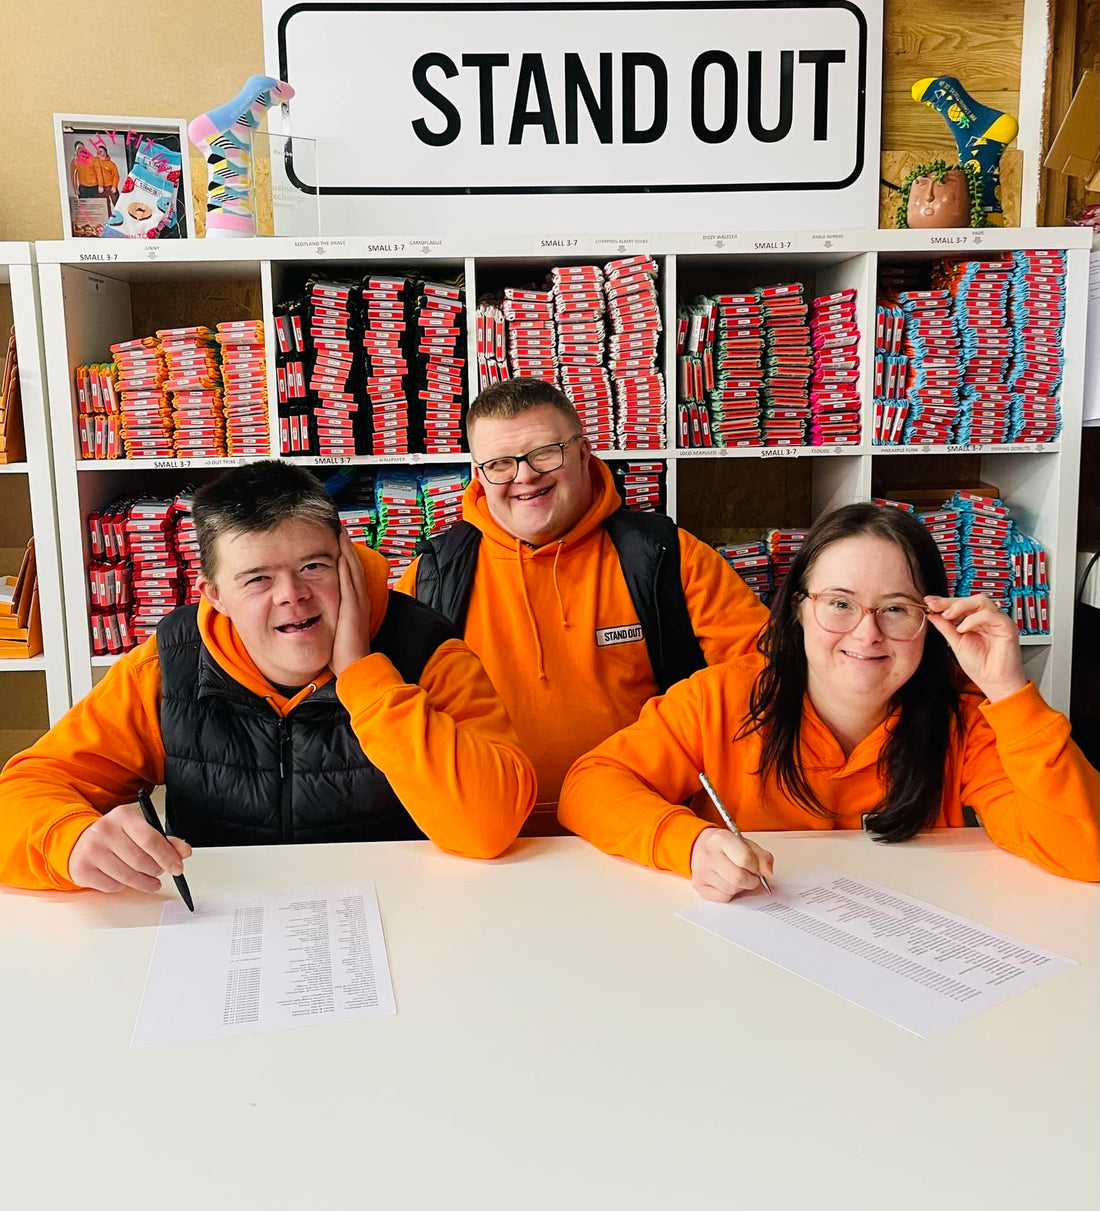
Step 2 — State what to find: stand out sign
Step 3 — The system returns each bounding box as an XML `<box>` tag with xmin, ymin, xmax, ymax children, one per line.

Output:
<box><xmin>264</xmin><ymin>0</ymin><xmax>883</xmax><ymax>235</ymax></box>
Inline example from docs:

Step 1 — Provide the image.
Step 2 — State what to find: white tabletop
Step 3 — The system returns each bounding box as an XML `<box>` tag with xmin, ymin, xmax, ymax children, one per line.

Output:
<box><xmin>1</xmin><ymin>831</ymin><xmax>1096</xmax><ymax>1210</ymax></box>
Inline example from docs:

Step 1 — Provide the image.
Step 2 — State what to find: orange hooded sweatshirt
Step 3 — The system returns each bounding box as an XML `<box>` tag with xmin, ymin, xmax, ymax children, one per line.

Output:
<box><xmin>0</xmin><ymin>544</ymin><xmax>537</xmax><ymax>892</ymax></box>
<box><xmin>397</xmin><ymin>458</ymin><xmax>770</xmax><ymax>822</ymax></box>
<box><xmin>558</xmin><ymin>655</ymin><xmax>1100</xmax><ymax>882</ymax></box>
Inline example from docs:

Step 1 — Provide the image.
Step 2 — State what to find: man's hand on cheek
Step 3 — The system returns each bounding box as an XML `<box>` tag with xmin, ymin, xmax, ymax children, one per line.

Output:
<box><xmin>330</xmin><ymin>531</ymin><xmax>372</xmax><ymax>677</ymax></box>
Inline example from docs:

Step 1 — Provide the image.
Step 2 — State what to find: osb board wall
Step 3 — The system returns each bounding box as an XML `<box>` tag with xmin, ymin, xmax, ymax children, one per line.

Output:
<box><xmin>0</xmin><ymin>0</ymin><xmax>264</xmax><ymax>242</ymax></box>
<box><xmin>881</xmin><ymin>0</ymin><xmax>1025</xmax><ymax>225</ymax></box>
<box><xmin>129</xmin><ymin>280</ymin><xmax>264</xmax><ymax>338</ymax></box>
<box><xmin>1</xmin><ymin>0</ymin><xmax>1046</xmax><ymax>240</ymax></box>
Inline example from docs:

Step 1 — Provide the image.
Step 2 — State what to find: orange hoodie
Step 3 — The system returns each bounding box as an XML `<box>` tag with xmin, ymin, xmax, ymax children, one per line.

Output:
<box><xmin>558</xmin><ymin>655</ymin><xmax>1100</xmax><ymax>882</ymax></box>
<box><xmin>0</xmin><ymin>544</ymin><xmax>536</xmax><ymax>892</ymax></box>
<box><xmin>397</xmin><ymin>458</ymin><xmax>770</xmax><ymax>818</ymax></box>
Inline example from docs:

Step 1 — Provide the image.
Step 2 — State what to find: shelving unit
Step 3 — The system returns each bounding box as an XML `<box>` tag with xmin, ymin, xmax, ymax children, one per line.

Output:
<box><xmin>35</xmin><ymin>227</ymin><xmax>1092</xmax><ymax>711</ymax></box>
<box><xmin>0</xmin><ymin>244</ymin><xmax>70</xmax><ymax>761</ymax></box>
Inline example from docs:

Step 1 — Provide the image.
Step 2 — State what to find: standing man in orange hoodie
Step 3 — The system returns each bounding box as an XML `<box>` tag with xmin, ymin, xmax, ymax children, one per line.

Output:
<box><xmin>398</xmin><ymin>377</ymin><xmax>770</xmax><ymax>831</ymax></box>
<box><xmin>0</xmin><ymin>461</ymin><xmax>536</xmax><ymax>895</ymax></box>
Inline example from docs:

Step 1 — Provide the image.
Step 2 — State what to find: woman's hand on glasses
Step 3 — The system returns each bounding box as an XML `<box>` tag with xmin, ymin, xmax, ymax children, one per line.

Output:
<box><xmin>924</xmin><ymin>594</ymin><xmax>1028</xmax><ymax>703</ymax></box>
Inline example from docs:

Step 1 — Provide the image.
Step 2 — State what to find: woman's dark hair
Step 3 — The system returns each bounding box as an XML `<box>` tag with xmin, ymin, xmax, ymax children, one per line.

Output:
<box><xmin>739</xmin><ymin>502</ymin><xmax>962</xmax><ymax>842</ymax></box>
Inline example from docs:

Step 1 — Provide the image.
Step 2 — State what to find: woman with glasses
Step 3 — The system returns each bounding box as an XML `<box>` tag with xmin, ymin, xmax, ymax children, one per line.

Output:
<box><xmin>559</xmin><ymin>503</ymin><xmax>1099</xmax><ymax>892</ymax></box>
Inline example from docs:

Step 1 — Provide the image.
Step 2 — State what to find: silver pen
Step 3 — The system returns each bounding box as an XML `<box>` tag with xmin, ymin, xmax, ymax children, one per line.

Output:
<box><xmin>698</xmin><ymin>772</ymin><xmax>772</xmax><ymax>893</ymax></box>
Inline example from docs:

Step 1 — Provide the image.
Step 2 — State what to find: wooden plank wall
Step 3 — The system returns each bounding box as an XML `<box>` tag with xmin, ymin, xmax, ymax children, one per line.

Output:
<box><xmin>880</xmin><ymin>0</ymin><xmax>1025</xmax><ymax>225</ymax></box>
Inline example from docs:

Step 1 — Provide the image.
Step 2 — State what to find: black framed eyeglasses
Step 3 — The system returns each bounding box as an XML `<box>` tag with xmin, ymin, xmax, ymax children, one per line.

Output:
<box><xmin>475</xmin><ymin>436</ymin><xmax>582</xmax><ymax>484</ymax></box>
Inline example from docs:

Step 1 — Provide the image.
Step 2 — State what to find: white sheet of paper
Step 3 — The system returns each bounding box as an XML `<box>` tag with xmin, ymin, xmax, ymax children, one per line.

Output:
<box><xmin>680</xmin><ymin>865</ymin><xmax>1076</xmax><ymax>1037</ymax></box>
<box><xmin>132</xmin><ymin>880</ymin><xmax>396</xmax><ymax>1047</ymax></box>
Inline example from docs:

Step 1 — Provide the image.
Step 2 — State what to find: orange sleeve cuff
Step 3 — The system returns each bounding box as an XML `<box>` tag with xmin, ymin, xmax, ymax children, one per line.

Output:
<box><xmin>42</xmin><ymin>810</ymin><xmax>102</xmax><ymax>891</ymax></box>
<box><xmin>335</xmin><ymin>651</ymin><xmax>407</xmax><ymax>707</ymax></box>
<box><xmin>979</xmin><ymin>681</ymin><xmax>1059</xmax><ymax>742</ymax></box>
<box><xmin>652</xmin><ymin>810</ymin><xmax>713</xmax><ymax>878</ymax></box>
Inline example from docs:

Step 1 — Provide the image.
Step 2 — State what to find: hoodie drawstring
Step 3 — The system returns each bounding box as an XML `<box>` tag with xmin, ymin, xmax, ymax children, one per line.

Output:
<box><xmin>552</xmin><ymin>541</ymin><xmax>570</xmax><ymax>629</ymax></box>
<box><xmin>515</xmin><ymin>541</ymin><xmax>547</xmax><ymax>680</ymax></box>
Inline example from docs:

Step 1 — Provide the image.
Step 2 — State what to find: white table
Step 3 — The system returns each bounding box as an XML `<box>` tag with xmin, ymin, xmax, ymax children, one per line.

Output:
<box><xmin>1</xmin><ymin>831</ymin><xmax>1096</xmax><ymax>1210</ymax></box>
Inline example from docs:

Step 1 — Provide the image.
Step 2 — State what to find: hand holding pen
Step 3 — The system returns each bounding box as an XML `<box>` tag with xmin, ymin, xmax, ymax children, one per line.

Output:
<box><xmin>689</xmin><ymin>772</ymin><xmax>774</xmax><ymax>902</ymax></box>
<box><xmin>67</xmin><ymin>792</ymin><xmax>192</xmax><ymax>902</ymax></box>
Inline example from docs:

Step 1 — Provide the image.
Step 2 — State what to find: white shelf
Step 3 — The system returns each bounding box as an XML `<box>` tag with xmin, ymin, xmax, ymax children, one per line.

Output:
<box><xmin>0</xmin><ymin>657</ymin><xmax>47</xmax><ymax>672</ymax></box>
<box><xmin>1</xmin><ymin>246</ymin><xmax>70</xmax><ymax>724</ymax></box>
<box><xmin>33</xmin><ymin>226</ymin><xmax>1094</xmax><ymax>270</ymax></box>
<box><xmin>36</xmin><ymin>231</ymin><xmax>1087</xmax><ymax>712</ymax></box>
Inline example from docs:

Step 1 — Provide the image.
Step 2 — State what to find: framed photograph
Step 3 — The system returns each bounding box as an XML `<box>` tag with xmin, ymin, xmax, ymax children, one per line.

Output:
<box><xmin>54</xmin><ymin>114</ymin><xmax>193</xmax><ymax>239</ymax></box>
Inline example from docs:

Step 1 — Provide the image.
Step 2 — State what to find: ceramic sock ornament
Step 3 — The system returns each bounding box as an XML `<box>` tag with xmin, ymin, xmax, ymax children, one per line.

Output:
<box><xmin>911</xmin><ymin>76</ymin><xmax>1018</xmax><ymax>226</ymax></box>
<box><xmin>189</xmin><ymin>75</ymin><xmax>295</xmax><ymax>238</ymax></box>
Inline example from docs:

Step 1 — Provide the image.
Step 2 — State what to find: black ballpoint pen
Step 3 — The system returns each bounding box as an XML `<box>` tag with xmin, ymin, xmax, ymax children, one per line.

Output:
<box><xmin>136</xmin><ymin>788</ymin><xmax>195</xmax><ymax>912</ymax></box>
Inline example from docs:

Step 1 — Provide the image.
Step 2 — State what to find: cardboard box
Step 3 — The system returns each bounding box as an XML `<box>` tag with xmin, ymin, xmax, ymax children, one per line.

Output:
<box><xmin>1045</xmin><ymin>70</ymin><xmax>1099</xmax><ymax>192</ymax></box>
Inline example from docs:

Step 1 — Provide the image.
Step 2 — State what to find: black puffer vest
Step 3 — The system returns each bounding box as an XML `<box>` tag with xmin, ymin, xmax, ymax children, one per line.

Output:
<box><xmin>157</xmin><ymin>595</ymin><xmax>457</xmax><ymax>846</ymax></box>
<box><xmin>414</xmin><ymin>509</ymin><xmax>707</xmax><ymax>694</ymax></box>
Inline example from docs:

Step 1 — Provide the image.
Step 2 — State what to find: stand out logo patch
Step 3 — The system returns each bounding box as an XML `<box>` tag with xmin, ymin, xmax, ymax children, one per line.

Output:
<box><xmin>596</xmin><ymin>623</ymin><xmax>645</xmax><ymax>647</ymax></box>
<box><xmin>275</xmin><ymin>1</ymin><xmax>872</xmax><ymax>195</ymax></box>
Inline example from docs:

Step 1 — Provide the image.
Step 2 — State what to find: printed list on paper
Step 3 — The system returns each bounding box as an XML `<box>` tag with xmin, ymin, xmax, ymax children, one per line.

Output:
<box><xmin>680</xmin><ymin>866</ymin><xmax>1075</xmax><ymax>1037</ymax></box>
<box><xmin>132</xmin><ymin>881</ymin><xmax>396</xmax><ymax>1047</ymax></box>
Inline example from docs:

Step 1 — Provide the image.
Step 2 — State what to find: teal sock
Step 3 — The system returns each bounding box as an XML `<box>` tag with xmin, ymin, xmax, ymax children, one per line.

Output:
<box><xmin>912</xmin><ymin>76</ymin><xmax>1018</xmax><ymax>223</ymax></box>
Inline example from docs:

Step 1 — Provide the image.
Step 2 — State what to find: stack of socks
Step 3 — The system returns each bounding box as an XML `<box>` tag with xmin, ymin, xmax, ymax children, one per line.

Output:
<box><xmin>273</xmin><ymin>302</ymin><xmax>309</xmax><ymax>453</ymax></box>
<box><xmin>898</xmin><ymin>288</ymin><xmax>961</xmax><ymax>444</ymax></box>
<box><xmin>74</xmin><ymin>362</ymin><xmax>122</xmax><ymax>459</ymax></box>
<box><xmin>502</xmin><ymin>288</ymin><xmax>557</xmax><ymax>385</ymax></box>
<box><xmin>605</xmin><ymin>256</ymin><xmax>664</xmax><ymax>451</ymax></box>
<box><xmin>709</xmin><ymin>293</ymin><xmax>765</xmax><ymax>447</ymax></box>
<box><xmin>159</xmin><ymin>327</ymin><xmax>226</xmax><ymax>458</ymax></box>
<box><xmin>338</xmin><ymin>503</ymin><xmax>377</xmax><ymax>550</ymax></box>
<box><xmin>915</xmin><ymin>503</ymin><xmax>963</xmax><ymax>595</ymax></box>
<box><xmin>86</xmin><ymin>503</ymin><xmax>133</xmax><ymax>653</ymax></box>
<box><xmin>1007</xmin><ymin>250</ymin><xmax>1066</xmax><ymax>443</ymax></box>
<box><xmin>610</xmin><ymin>460</ymin><xmax>665</xmax><ymax>511</ymax></box>
<box><xmin>809</xmin><ymin>289</ymin><xmax>861</xmax><ymax>446</ymax></box>
<box><xmin>717</xmin><ymin>540</ymin><xmax>774</xmax><ymax>602</ymax></box>
<box><xmin>111</xmin><ymin>336</ymin><xmax>173</xmax><ymax>459</ymax></box>
<box><xmin>126</xmin><ymin>498</ymin><xmax>183</xmax><ymax>645</ymax></box>
<box><xmin>766</xmin><ymin>527</ymin><xmax>809</xmax><ymax>589</ymax></box>
<box><xmin>758</xmin><ymin>284</ymin><xmax>811</xmax><ymax>446</ymax></box>
<box><xmin>937</xmin><ymin>259</ymin><xmax>1013</xmax><ymax>445</ymax></box>
<box><xmin>360</xmin><ymin>274</ymin><xmax>411</xmax><ymax>457</ymax></box>
<box><xmin>217</xmin><ymin>320</ymin><xmax>269</xmax><ymax>457</ymax></box>
<box><xmin>171</xmin><ymin>490</ymin><xmax>202</xmax><ymax>605</ymax></box>
<box><xmin>872</xmin><ymin>302</ymin><xmax>908</xmax><ymax>443</ymax></box>
<box><xmin>418</xmin><ymin>279</ymin><xmax>466</xmax><ymax>455</ymax></box>
<box><xmin>374</xmin><ymin>472</ymin><xmax>422</xmax><ymax>586</ymax></box>
<box><xmin>420</xmin><ymin>467</ymin><xmax>469</xmax><ymax>536</ymax></box>
<box><xmin>475</xmin><ymin>303</ymin><xmax>509</xmax><ymax>389</ymax></box>
<box><xmin>1008</xmin><ymin>528</ymin><xmax>1050</xmax><ymax>634</ymax></box>
<box><xmin>675</xmin><ymin>297</ymin><xmax>715</xmax><ymax>448</ymax></box>
<box><xmin>308</xmin><ymin>277</ymin><xmax>360</xmax><ymax>459</ymax></box>
<box><xmin>950</xmin><ymin>491</ymin><xmax>1014</xmax><ymax>609</ymax></box>
<box><xmin>553</xmin><ymin>265</ymin><xmax>614</xmax><ymax>448</ymax></box>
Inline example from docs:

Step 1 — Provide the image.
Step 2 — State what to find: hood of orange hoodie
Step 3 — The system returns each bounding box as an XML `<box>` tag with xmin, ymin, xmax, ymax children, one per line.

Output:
<box><xmin>196</xmin><ymin>541</ymin><xmax>392</xmax><ymax>713</ymax></box>
<box><xmin>462</xmin><ymin>455</ymin><xmax>622</xmax><ymax>553</ymax></box>
<box><xmin>460</xmin><ymin>456</ymin><xmax>623</xmax><ymax>681</ymax></box>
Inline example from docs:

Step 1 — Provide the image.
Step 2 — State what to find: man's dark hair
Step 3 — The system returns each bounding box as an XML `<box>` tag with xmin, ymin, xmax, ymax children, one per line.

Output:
<box><xmin>739</xmin><ymin>502</ymin><xmax>962</xmax><ymax>842</ymax></box>
<box><xmin>193</xmin><ymin>459</ymin><xmax>340</xmax><ymax>582</ymax></box>
<box><xmin>467</xmin><ymin>376</ymin><xmax>583</xmax><ymax>436</ymax></box>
